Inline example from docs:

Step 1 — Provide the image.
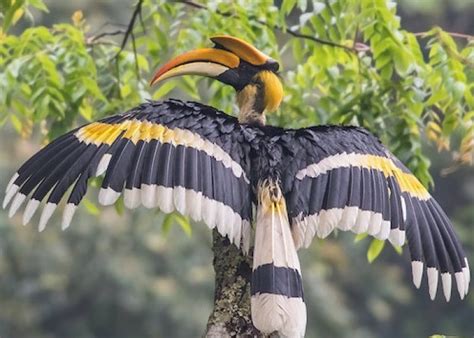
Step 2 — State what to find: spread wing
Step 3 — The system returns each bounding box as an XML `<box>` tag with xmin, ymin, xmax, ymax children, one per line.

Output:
<box><xmin>283</xmin><ymin>125</ymin><xmax>470</xmax><ymax>301</ymax></box>
<box><xmin>3</xmin><ymin>99</ymin><xmax>252</xmax><ymax>252</ymax></box>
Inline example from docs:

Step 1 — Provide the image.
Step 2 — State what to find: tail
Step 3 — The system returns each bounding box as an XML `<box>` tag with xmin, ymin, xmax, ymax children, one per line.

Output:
<box><xmin>251</xmin><ymin>180</ymin><xmax>306</xmax><ymax>337</ymax></box>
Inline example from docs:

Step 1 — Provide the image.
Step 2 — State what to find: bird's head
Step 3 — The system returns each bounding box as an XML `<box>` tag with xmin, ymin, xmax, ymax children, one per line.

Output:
<box><xmin>150</xmin><ymin>35</ymin><xmax>283</xmax><ymax>125</ymax></box>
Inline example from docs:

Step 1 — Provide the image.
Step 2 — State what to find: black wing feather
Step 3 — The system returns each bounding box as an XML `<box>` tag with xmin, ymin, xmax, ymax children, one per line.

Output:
<box><xmin>4</xmin><ymin>100</ymin><xmax>252</xmax><ymax>251</ymax></box>
<box><xmin>282</xmin><ymin>125</ymin><xmax>469</xmax><ymax>300</ymax></box>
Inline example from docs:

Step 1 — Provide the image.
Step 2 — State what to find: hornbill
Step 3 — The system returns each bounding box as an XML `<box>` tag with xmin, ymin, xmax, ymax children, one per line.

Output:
<box><xmin>3</xmin><ymin>35</ymin><xmax>470</xmax><ymax>337</ymax></box>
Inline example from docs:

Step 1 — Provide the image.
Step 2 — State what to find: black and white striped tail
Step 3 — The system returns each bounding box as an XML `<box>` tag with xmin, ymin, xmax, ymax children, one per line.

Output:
<box><xmin>251</xmin><ymin>180</ymin><xmax>306</xmax><ymax>337</ymax></box>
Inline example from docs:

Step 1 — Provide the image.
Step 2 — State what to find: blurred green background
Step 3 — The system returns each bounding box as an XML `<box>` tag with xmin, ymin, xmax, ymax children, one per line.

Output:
<box><xmin>1</xmin><ymin>1</ymin><xmax>474</xmax><ymax>337</ymax></box>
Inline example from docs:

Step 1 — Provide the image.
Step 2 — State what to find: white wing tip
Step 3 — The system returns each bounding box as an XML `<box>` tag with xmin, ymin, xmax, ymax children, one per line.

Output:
<box><xmin>353</xmin><ymin>210</ymin><xmax>371</xmax><ymax>234</ymax></box>
<box><xmin>3</xmin><ymin>184</ymin><xmax>20</xmax><ymax>210</ymax></box>
<box><xmin>374</xmin><ymin>220</ymin><xmax>390</xmax><ymax>240</ymax></box>
<box><xmin>291</xmin><ymin>219</ymin><xmax>306</xmax><ymax>251</ymax></box>
<box><xmin>412</xmin><ymin>261</ymin><xmax>423</xmax><ymax>289</ymax></box>
<box><xmin>23</xmin><ymin>199</ymin><xmax>41</xmax><ymax>225</ymax></box>
<box><xmin>141</xmin><ymin>184</ymin><xmax>158</xmax><ymax>208</ymax></box>
<box><xmin>8</xmin><ymin>192</ymin><xmax>26</xmax><ymax>218</ymax></box>
<box><xmin>455</xmin><ymin>271</ymin><xmax>466</xmax><ymax>300</ymax></box>
<box><xmin>173</xmin><ymin>186</ymin><xmax>187</xmax><ymax>215</ymax></box>
<box><xmin>6</xmin><ymin>172</ymin><xmax>19</xmax><ymax>193</ymax></box>
<box><xmin>427</xmin><ymin>267</ymin><xmax>438</xmax><ymax>300</ymax></box>
<box><xmin>124</xmin><ymin>188</ymin><xmax>141</xmax><ymax>209</ymax></box>
<box><xmin>62</xmin><ymin>203</ymin><xmax>77</xmax><ymax>230</ymax></box>
<box><xmin>315</xmin><ymin>209</ymin><xmax>340</xmax><ymax>238</ymax></box>
<box><xmin>338</xmin><ymin>206</ymin><xmax>358</xmax><ymax>231</ymax></box>
<box><xmin>216</xmin><ymin>208</ymin><xmax>232</xmax><ymax>241</ymax></box>
<box><xmin>388</xmin><ymin>228</ymin><xmax>405</xmax><ymax>247</ymax></box>
<box><xmin>231</xmin><ymin>213</ymin><xmax>242</xmax><ymax>248</ymax></box>
<box><xmin>242</xmin><ymin>221</ymin><xmax>251</xmax><ymax>255</ymax></box>
<box><xmin>366</xmin><ymin>213</ymin><xmax>382</xmax><ymax>236</ymax></box>
<box><xmin>39</xmin><ymin>202</ymin><xmax>57</xmax><ymax>232</ymax></box>
<box><xmin>441</xmin><ymin>273</ymin><xmax>452</xmax><ymax>302</ymax></box>
<box><xmin>98</xmin><ymin>187</ymin><xmax>121</xmax><ymax>206</ymax></box>
<box><xmin>463</xmin><ymin>258</ymin><xmax>470</xmax><ymax>294</ymax></box>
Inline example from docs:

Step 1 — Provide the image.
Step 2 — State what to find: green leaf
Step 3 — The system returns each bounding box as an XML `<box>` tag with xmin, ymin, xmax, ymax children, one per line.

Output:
<box><xmin>393</xmin><ymin>48</ymin><xmax>413</xmax><ymax>76</ymax></box>
<box><xmin>297</xmin><ymin>0</ymin><xmax>307</xmax><ymax>12</ymax></box>
<box><xmin>2</xmin><ymin>0</ymin><xmax>24</xmax><ymax>31</ymax></box>
<box><xmin>120</xmin><ymin>83</ymin><xmax>132</xmax><ymax>98</ymax></box>
<box><xmin>114</xmin><ymin>196</ymin><xmax>124</xmax><ymax>216</ymax></box>
<box><xmin>83</xmin><ymin>198</ymin><xmax>100</xmax><ymax>216</ymax></box>
<box><xmin>367</xmin><ymin>239</ymin><xmax>385</xmax><ymax>263</ymax></box>
<box><xmin>442</xmin><ymin>113</ymin><xmax>459</xmax><ymax>136</ymax></box>
<box><xmin>392</xmin><ymin>244</ymin><xmax>403</xmax><ymax>255</ymax></box>
<box><xmin>36</xmin><ymin>53</ymin><xmax>61</xmax><ymax>86</ymax></box>
<box><xmin>79</xmin><ymin>102</ymin><xmax>93</xmax><ymax>121</ymax></box>
<box><xmin>174</xmin><ymin>214</ymin><xmax>192</xmax><ymax>237</ymax></box>
<box><xmin>7</xmin><ymin>56</ymin><xmax>31</xmax><ymax>78</ymax></box>
<box><xmin>10</xmin><ymin>115</ymin><xmax>22</xmax><ymax>134</ymax></box>
<box><xmin>28</xmin><ymin>0</ymin><xmax>49</xmax><ymax>12</ymax></box>
<box><xmin>152</xmin><ymin>81</ymin><xmax>176</xmax><ymax>99</ymax></box>
<box><xmin>281</xmin><ymin>0</ymin><xmax>297</xmax><ymax>14</ymax></box>
<box><xmin>83</xmin><ymin>77</ymin><xmax>107</xmax><ymax>102</ymax></box>
<box><xmin>162</xmin><ymin>213</ymin><xmax>175</xmax><ymax>235</ymax></box>
<box><xmin>354</xmin><ymin>233</ymin><xmax>368</xmax><ymax>243</ymax></box>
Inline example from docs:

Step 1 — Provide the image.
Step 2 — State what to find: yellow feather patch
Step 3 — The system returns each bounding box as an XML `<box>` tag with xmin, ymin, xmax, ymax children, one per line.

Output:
<box><xmin>77</xmin><ymin>120</ymin><xmax>179</xmax><ymax>146</ymax></box>
<box><xmin>257</xmin><ymin>71</ymin><xmax>283</xmax><ymax>113</ymax></box>
<box><xmin>258</xmin><ymin>179</ymin><xmax>287</xmax><ymax>213</ymax></box>
<box><xmin>74</xmin><ymin>120</ymin><xmax>250</xmax><ymax>183</ymax></box>
<box><xmin>361</xmin><ymin>155</ymin><xmax>429</xmax><ymax>200</ymax></box>
<box><xmin>299</xmin><ymin>152</ymin><xmax>430</xmax><ymax>200</ymax></box>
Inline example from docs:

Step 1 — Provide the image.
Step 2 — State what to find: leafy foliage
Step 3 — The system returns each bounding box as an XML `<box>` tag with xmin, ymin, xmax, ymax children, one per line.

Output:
<box><xmin>2</xmin><ymin>0</ymin><xmax>473</xmax><ymax>179</ymax></box>
<box><xmin>0</xmin><ymin>1</ymin><xmax>473</xmax><ymax>337</ymax></box>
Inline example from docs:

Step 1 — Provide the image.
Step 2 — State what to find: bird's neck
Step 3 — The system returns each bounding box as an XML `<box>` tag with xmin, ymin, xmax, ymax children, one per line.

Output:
<box><xmin>237</xmin><ymin>84</ymin><xmax>266</xmax><ymax>126</ymax></box>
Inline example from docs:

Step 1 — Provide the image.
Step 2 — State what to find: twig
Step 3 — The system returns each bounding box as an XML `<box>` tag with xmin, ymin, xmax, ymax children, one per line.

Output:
<box><xmin>138</xmin><ymin>4</ymin><xmax>147</xmax><ymax>34</ymax></box>
<box><xmin>175</xmin><ymin>0</ymin><xmax>369</xmax><ymax>53</ymax></box>
<box><xmin>414</xmin><ymin>31</ymin><xmax>474</xmax><ymax>40</ymax></box>
<box><xmin>87</xmin><ymin>29</ymin><xmax>126</xmax><ymax>44</ymax></box>
<box><xmin>87</xmin><ymin>41</ymin><xmax>119</xmax><ymax>47</ymax></box>
<box><xmin>284</xmin><ymin>30</ymin><xmax>358</xmax><ymax>52</ymax></box>
<box><xmin>131</xmin><ymin>32</ymin><xmax>140</xmax><ymax>79</ymax></box>
<box><xmin>113</xmin><ymin>0</ymin><xmax>144</xmax><ymax>90</ymax></box>
<box><xmin>90</xmin><ymin>22</ymin><xmax>128</xmax><ymax>36</ymax></box>
<box><xmin>117</xmin><ymin>0</ymin><xmax>144</xmax><ymax>56</ymax></box>
<box><xmin>416</xmin><ymin>29</ymin><xmax>474</xmax><ymax>67</ymax></box>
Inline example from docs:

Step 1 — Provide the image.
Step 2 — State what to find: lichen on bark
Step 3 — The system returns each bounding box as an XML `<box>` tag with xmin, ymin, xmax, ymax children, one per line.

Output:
<box><xmin>204</xmin><ymin>229</ymin><xmax>261</xmax><ymax>337</ymax></box>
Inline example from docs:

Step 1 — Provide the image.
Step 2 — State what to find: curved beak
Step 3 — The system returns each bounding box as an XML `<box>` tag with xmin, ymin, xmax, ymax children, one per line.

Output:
<box><xmin>150</xmin><ymin>48</ymin><xmax>240</xmax><ymax>86</ymax></box>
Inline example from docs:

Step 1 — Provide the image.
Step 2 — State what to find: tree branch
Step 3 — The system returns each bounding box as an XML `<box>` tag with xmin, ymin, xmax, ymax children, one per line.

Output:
<box><xmin>117</xmin><ymin>0</ymin><xmax>144</xmax><ymax>56</ymax></box>
<box><xmin>415</xmin><ymin>29</ymin><xmax>474</xmax><ymax>67</ymax></box>
<box><xmin>112</xmin><ymin>0</ymin><xmax>144</xmax><ymax>93</ymax></box>
<box><xmin>414</xmin><ymin>31</ymin><xmax>474</xmax><ymax>40</ymax></box>
<box><xmin>175</xmin><ymin>0</ymin><xmax>369</xmax><ymax>53</ymax></box>
<box><xmin>87</xmin><ymin>29</ymin><xmax>126</xmax><ymax>44</ymax></box>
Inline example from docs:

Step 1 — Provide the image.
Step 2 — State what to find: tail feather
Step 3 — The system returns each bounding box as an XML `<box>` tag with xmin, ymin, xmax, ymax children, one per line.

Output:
<box><xmin>251</xmin><ymin>181</ymin><xmax>306</xmax><ymax>337</ymax></box>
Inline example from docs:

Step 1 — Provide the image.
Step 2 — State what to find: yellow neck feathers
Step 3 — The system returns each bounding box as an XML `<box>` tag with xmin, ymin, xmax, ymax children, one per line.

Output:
<box><xmin>237</xmin><ymin>71</ymin><xmax>283</xmax><ymax>125</ymax></box>
<box><xmin>257</xmin><ymin>71</ymin><xmax>283</xmax><ymax>113</ymax></box>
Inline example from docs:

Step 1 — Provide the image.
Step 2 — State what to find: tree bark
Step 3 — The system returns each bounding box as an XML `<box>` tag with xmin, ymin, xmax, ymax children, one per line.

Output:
<box><xmin>204</xmin><ymin>229</ymin><xmax>269</xmax><ymax>337</ymax></box>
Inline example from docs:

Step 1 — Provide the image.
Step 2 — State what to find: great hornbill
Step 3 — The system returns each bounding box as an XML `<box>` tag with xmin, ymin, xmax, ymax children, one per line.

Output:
<box><xmin>3</xmin><ymin>35</ymin><xmax>470</xmax><ymax>337</ymax></box>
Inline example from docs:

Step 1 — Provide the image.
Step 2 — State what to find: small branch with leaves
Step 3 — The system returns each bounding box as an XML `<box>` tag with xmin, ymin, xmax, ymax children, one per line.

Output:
<box><xmin>175</xmin><ymin>0</ymin><xmax>370</xmax><ymax>53</ymax></box>
<box><xmin>414</xmin><ymin>31</ymin><xmax>474</xmax><ymax>41</ymax></box>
